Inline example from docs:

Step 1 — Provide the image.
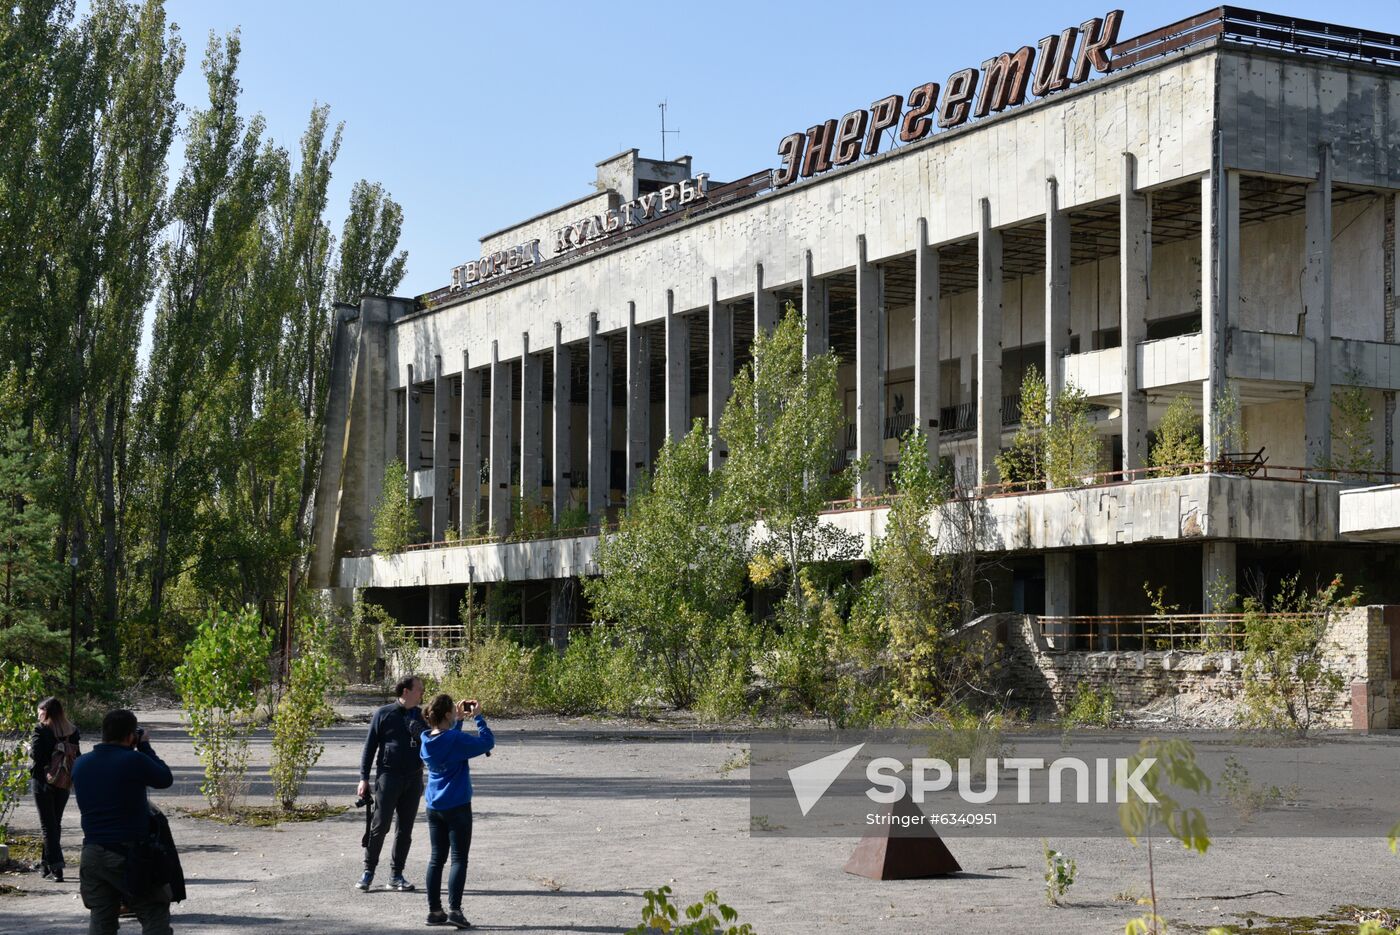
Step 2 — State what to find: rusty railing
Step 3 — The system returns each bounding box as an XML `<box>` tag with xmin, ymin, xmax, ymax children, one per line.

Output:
<box><xmin>1109</xmin><ymin>6</ymin><xmax>1400</xmax><ymax>74</ymax></box>
<box><xmin>1036</xmin><ymin>612</ymin><xmax>1318</xmax><ymax>653</ymax></box>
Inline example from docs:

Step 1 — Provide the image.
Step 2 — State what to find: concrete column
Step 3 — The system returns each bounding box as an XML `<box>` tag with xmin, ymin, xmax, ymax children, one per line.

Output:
<box><xmin>428</xmin><ymin>586</ymin><xmax>450</xmax><ymax>645</ymax></box>
<box><xmin>1203</xmin><ymin>155</ymin><xmax>1240</xmax><ymax>461</ymax></box>
<box><xmin>1386</xmin><ymin>194</ymin><xmax>1397</xmax><ymax>473</ymax></box>
<box><xmin>1044</xmin><ymin>551</ymin><xmax>1076</xmax><ymax>647</ymax></box>
<box><xmin>1303</xmin><ymin>144</ymin><xmax>1334</xmax><ymax>469</ymax></box>
<box><xmin>707</xmin><ymin>278</ymin><xmax>732</xmax><ymax>472</ymax></box>
<box><xmin>1202</xmin><ymin>540</ymin><xmax>1237</xmax><ymax>612</ymax></box>
<box><xmin>914</xmin><ymin>217</ymin><xmax>940</xmax><ymax>468</ymax></box>
<box><xmin>1045</xmin><ymin>178</ymin><xmax>1072</xmax><ymax>406</ymax></box>
<box><xmin>431</xmin><ymin>360</ymin><xmax>451</xmax><ymax>540</ymax></box>
<box><xmin>754</xmin><ymin>262</ymin><xmax>780</xmax><ymax>339</ymax></box>
<box><xmin>664</xmin><ymin>290</ymin><xmax>690</xmax><ymax>444</ymax></box>
<box><xmin>403</xmin><ymin>363</ymin><xmax>420</xmax><ymax>473</ymax></box>
<box><xmin>626</xmin><ymin>301</ymin><xmax>650</xmax><ymax>497</ymax></box>
<box><xmin>802</xmin><ymin>250</ymin><xmax>828</xmax><ymax>362</ymax></box>
<box><xmin>520</xmin><ymin>333</ymin><xmax>543</xmax><ymax>511</ymax></box>
<box><xmin>1120</xmin><ymin>153</ymin><xmax>1150</xmax><ymax>471</ymax></box>
<box><xmin>488</xmin><ymin>341</ymin><xmax>513</xmax><ymax>537</ymax></box>
<box><xmin>587</xmin><ymin>312</ymin><xmax>611</xmax><ymax>519</ymax></box>
<box><xmin>459</xmin><ymin>351</ymin><xmax>481</xmax><ymax>535</ymax></box>
<box><xmin>977</xmin><ymin>199</ymin><xmax>1004</xmax><ymax>485</ymax></box>
<box><xmin>855</xmin><ymin>234</ymin><xmax>886</xmax><ymax>496</ymax></box>
<box><xmin>549</xmin><ymin>579</ymin><xmax>572</xmax><ymax>651</ymax></box>
<box><xmin>551</xmin><ymin>323</ymin><xmax>572</xmax><ymax>523</ymax></box>
<box><xmin>1045</xmin><ymin>552</ymin><xmax>1075</xmax><ymax>614</ymax></box>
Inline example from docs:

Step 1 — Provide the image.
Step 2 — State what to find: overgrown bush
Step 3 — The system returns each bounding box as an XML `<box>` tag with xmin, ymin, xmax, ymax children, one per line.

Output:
<box><xmin>0</xmin><ymin>661</ymin><xmax>45</xmax><ymax>839</ymax></box>
<box><xmin>372</xmin><ymin>458</ymin><xmax>418</xmax><ymax>552</ymax></box>
<box><xmin>443</xmin><ymin>631</ymin><xmax>546</xmax><ymax>717</ymax></box>
<box><xmin>174</xmin><ymin>606</ymin><xmax>272</xmax><ymax>815</ymax></box>
<box><xmin>271</xmin><ymin>615</ymin><xmax>339</xmax><ymax>810</ymax></box>
<box><xmin>1042</xmin><ymin>840</ymin><xmax>1077</xmax><ymax>905</ymax></box>
<box><xmin>626</xmin><ymin>885</ymin><xmax>755</xmax><ymax>935</ymax></box>
<box><xmin>1150</xmin><ymin>395</ymin><xmax>1205</xmax><ymax>474</ymax></box>
<box><xmin>536</xmin><ymin>625</ymin><xmax>648</xmax><ymax>715</ymax></box>
<box><xmin>1064</xmin><ymin>683</ymin><xmax>1115</xmax><ymax>728</ymax></box>
<box><xmin>1240</xmin><ymin>574</ymin><xmax>1357</xmax><ymax>736</ymax></box>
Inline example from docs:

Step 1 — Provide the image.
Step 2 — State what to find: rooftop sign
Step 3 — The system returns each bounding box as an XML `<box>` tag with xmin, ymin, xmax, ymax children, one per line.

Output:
<box><xmin>772</xmin><ymin>10</ymin><xmax>1124</xmax><ymax>187</ymax></box>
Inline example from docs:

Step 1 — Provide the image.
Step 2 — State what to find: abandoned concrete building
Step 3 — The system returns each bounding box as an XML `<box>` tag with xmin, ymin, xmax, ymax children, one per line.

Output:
<box><xmin>308</xmin><ymin>7</ymin><xmax>1400</xmax><ymax>716</ymax></box>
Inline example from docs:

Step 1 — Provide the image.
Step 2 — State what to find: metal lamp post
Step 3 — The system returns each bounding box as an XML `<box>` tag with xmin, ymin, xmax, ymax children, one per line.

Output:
<box><xmin>68</xmin><ymin>548</ymin><xmax>78</xmax><ymax>693</ymax></box>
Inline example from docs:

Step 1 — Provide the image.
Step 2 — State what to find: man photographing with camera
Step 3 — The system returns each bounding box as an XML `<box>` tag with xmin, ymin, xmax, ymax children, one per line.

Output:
<box><xmin>72</xmin><ymin>710</ymin><xmax>175</xmax><ymax>935</ymax></box>
<box><xmin>356</xmin><ymin>674</ymin><xmax>428</xmax><ymax>892</ymax></box>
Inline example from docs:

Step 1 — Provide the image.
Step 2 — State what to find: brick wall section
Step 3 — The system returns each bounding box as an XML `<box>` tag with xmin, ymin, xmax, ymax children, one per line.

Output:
<box><xmin>973</xmin><ymin>607</ymin><xmax>1397</xmax><ymax>728</ymax></box>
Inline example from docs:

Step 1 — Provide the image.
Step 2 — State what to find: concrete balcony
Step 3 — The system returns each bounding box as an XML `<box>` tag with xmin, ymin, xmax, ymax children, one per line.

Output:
<box><xmin>338</xmin><ymin>471</ymin><xmax>1350</xmax><ymax>589</ymax></box>
<box><xmin>1340</xmin><ymin>484</ymin><xmax>1400</xmax><ymax>541</ymax></box>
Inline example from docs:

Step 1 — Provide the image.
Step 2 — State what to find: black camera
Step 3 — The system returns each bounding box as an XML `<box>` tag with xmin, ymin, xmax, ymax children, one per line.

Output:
<box><xmin>354</xmin><ymin>794</ymin><xmax>371</xmax><ymax>809</ymax></box>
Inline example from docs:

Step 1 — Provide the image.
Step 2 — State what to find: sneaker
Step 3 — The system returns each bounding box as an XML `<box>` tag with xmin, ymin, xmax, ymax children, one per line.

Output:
<box><xmin>389</xmin><ymin>874</ymin><xmax>416</xmax><ymax>892</ymax></box>
<box><xmin>355</xmin><ymin>871</ymin><xmax>374</xmax><ymax>891</ymax></box>
<box><xmin>40</xmin><ymin>863</ymin><xmax>51</xmax><ymax>880</ymax></box>
<box><xmin>445</xmin><ymin>910</ymin><xmax>472</xmax><ymax>928</ymax></box>
<box><xmin>51</xmin><ymin>867</ymin><xmax>65</xmax><ymax>883</ymax></box>
<box><xmin>426</xmin><ymin>910</ymin><xmax>449</xmax><ymax>926</ymax></box>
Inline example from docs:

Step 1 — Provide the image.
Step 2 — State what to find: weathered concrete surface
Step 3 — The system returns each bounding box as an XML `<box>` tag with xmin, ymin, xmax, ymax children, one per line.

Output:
<box><xmin>339</xmin><ymin>474</ymin><xmax>1348</xmax><ymax>588</ymax></box>
<box><xmin>9</xmin><ymin>706</ymin><xmax>1400</xmax><ymax>935</ymax></box>
<box><xmin>1340</xmin><ymin>483</ymin><xmax>1400</xmax><ymax>540</ymax></box>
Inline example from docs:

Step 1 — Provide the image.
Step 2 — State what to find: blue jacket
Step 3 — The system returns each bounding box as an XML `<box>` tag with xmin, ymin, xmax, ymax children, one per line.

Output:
<box><xmin>72</xmin><ymin>742</ymin><xmax>173</xmax><ymax>845</ymax></box>
<box><xmin>419</xmin><ymin>715</ymin><xmax>494</xmax><ymax>811</ymax></box>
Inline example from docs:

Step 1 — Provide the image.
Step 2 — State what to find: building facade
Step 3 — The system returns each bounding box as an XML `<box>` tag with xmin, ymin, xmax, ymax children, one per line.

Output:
<box><xmin>309</xmin><ymin>8</ymin><xmax>1400</xmax><ymax>639</ymax></box>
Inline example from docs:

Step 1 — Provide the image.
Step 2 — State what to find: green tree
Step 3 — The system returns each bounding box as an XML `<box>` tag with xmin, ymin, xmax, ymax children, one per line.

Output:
<box><xmin>1329</xmin><ymin>380</ymin><xmax>1379</xmax><ymax>475</ymax></box>
<box><xmin>0</xmin><ymin>661</ymin><xmax>46</xmax><ymax>840</ymax></box>
<box><xmin>1150</xmin><ymin>395</ymin><xmax>1205</xmax><ymax>475</ymax></box>
<box><xmin>334</xmin><ymin>179</ymin><xmax>407</xmax><ymax>304</ymax></box>
<box><xmin>1240</xmin><ymin>573</ymin><xmax>1357</xmax><ymax>737</ymax></box>
<box><xmin>1210</xmin><ymin>382</ymin><xmax>1247</xmax><ymax>456</ymax></box>
<box><xmin>174</xmin><ymin>605</ymin><xmax>272</xmax><ymax>815</ymax></box>
<box><xmin>0</xmin><ymin>376</ymin><xmax>61</xmax><ymax>636</ymax></box>
<box><xmin>133</xmin><ymin>29</ymin><xmax>278</xmax><ymax>662</ymax></box>
<box><xmin>372</xmin><ymin>458</ymin><xmax>418</xmax><ymax>552</ymax></box>
<box><xmin>854</xmin><ymin>431</ymin><xmax>991</xmax><ymax>714</ymax></box>
<box><xmin>270</xmin><ymin>612</ymin><xmax>338</xmax><ymax>810</ymax></box>
<box><xmin>996</xmin><ymin>366</ymin><xmax>1048</xmax><ymax>489</ymax></box>
<box><xmin>719</xmin><ymin>305</ymin><xmax>860</xmax><ymax>615</ymax></box>
<box><xmin>1119</xmin><ymin>738</ymin><xmax>1212</xmax><ymax>935</ymax></box>
<box><xmin>584</xmin><ymin>422</ymin><xmax>748</xmax><ymax>710</ymax></box>
<box><xmin>1045</xmin><ymin>380</ymin><xmax>1100</xmax><ymax>487</ymax></box>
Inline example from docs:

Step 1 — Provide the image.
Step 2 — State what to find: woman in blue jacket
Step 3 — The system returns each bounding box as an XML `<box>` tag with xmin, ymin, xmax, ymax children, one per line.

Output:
<box><xmin>419</xmin><ymin>693</ymin><xmax>494</xmax><ymax>928</ymax></box>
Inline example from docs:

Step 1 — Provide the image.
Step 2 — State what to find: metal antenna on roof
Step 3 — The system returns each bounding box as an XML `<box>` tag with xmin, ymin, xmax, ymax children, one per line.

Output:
<box><xmin>659</xmin><ymin>100</ymin><xmax>680</xmax><ymax>161</ymax></box>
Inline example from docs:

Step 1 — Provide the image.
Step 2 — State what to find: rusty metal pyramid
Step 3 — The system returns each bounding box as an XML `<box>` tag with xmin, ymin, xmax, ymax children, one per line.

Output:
<box><xmin>842</xmin><ymin>791</ymin><xmax>962</xmax><ymax>880</ymax></box>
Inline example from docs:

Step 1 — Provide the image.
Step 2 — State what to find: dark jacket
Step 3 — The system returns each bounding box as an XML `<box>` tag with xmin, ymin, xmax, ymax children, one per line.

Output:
<box><xmin>359</xmin><ymin>701</ymin><xmax>428</xmax><ymax>780</ymax></box>
<box><xmin>30</xmin><ymin>723</ymin><xmax>81</xmax><ymax>782</ymax></box>
<box><xmin>72</xmin><ymin>741</ymin><xmax>174</xmax><ymax>845</ymax></box>
<box><xmin>420</xmin><ymin>715</ymin><xmax>494</xmax><ymax>811</ymax></box>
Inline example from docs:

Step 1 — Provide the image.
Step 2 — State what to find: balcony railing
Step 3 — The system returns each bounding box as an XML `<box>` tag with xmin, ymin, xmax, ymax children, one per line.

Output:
<box><xmin>1036</xmin><ymin>613</ymin><xmax>1318</xmax><ymax>653</ymax></box>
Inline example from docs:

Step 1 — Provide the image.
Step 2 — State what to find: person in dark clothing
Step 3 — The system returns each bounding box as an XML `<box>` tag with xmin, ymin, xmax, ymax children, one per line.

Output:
<box><xmin>72</xmin><ymin>709</ymin><xmax>174</xmax><ymax>935</ymax></box>
<box><xmin>419</xmin><ymin>693</ymin><xmax>494</xmax><ymax>928</ymax></box>
<box><xmin>356</xmin><ymin>674</ymin><xmax>428</xmax><ymax>892</ymax></box>
<box><xmin>31</xmin><ymin>696</ymin><xmax>81</xmax><ymax>882</ymax></box>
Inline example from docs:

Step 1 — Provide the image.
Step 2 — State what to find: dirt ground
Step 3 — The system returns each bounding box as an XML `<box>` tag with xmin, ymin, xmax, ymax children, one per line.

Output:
<box><xmin>4</xmin><ymin>702</ymin><xmax>1399</xmax><ymax>934</ymax></box>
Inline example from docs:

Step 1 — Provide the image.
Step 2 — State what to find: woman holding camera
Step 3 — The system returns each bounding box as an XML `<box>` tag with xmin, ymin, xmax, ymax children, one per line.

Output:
<box><xmin>419</xmin><ymin>693</ymin><xmax>494</xmax><ymax>929</ymax></box>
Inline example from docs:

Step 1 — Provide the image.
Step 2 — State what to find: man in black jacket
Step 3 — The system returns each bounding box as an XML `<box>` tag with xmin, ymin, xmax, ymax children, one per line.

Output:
<box><xmin>356</xmin><ymin>674</ymin><xmax>427</xmax><ymax>892</ymax></box>
<box><xmin>72</xmin><ymin>709</ymin><xmax>174</xmax><ymax>935</ymax></box>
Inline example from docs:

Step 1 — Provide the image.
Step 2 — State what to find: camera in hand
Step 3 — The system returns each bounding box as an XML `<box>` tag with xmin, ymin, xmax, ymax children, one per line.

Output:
<box><xmin>354</xmin><ymin>794</ymin><xmax>371</xmax><ymax>809</ymax></box>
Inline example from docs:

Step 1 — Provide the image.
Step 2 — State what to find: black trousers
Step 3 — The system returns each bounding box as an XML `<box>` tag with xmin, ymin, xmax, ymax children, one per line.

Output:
<box><xmin>32</xmin><ymin>779</ymin><xmax>70</xmax><ymax>869</ymax></box>
<box><xmin>363</xmin><ymin>770</ymin><xmax>422</xmax><ymax>876</ymax></box>
<box><xmin>425</xmin><ymin>802</ymin><xmax>473</xmax><ymax>913</ymax></box>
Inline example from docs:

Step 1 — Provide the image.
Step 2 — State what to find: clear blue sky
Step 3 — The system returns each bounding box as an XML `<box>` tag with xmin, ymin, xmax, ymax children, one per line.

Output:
<box><xmin>163</xmin><ymin>0</ymin><xmax>1400</xmax><ymax>298</ymax></box>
